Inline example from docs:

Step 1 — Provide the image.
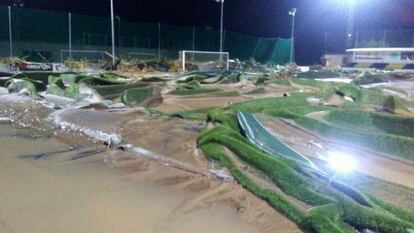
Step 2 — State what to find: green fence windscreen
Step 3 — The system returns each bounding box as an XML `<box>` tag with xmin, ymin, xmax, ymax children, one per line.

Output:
<box><xmin>252</xmin><ymin>38</ymin><xmax>293</xmax><ymax>65</ymax></box>
<box><xmin>271</xmin><ymin>38</ymin><xmax>293</xmax><ymax>65</ymax></box>
<box><xmin>0</xmin><ymin>6</ymin><xmax>293</xmax><ymax>64</ymax></box>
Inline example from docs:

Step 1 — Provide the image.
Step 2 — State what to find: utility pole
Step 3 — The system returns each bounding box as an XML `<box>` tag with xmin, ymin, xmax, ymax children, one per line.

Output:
<box><xmin>8</xmin><ymin>6</ymin><xmax>13</xmax><ymax>57</ymax></box>
<box><xmin>110</xmin><ymin>0</ymin><xmax>115</xmax><ymax>66</ymax></box>
<box><xmin>289</xmin><ymin>8</ymin><xmax>297</xmax><ymax>64</ymax></box>
<box><xmin>68</xmin><ymin>13</ymin><xmax>72</xmax><ymax>59</ymax></box>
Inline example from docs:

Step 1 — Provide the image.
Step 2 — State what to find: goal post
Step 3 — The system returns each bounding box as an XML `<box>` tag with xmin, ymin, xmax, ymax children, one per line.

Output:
<box><xmin>179</xmin><ymin>50</ymin><xmax>229</xmax><ymax>71</ymax></box>
<box><xmin>60</xmin><ymin>49</ymin><xmax>107</xmax><ymax>62</ymax></box>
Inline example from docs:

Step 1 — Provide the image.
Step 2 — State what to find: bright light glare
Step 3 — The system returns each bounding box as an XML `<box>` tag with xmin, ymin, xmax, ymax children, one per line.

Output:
<box><xmin>327</xmin><ymin>0</ymin><xmax>357</xmax><ymax>9</ymax></box>
<box><xmin>327</xmin><ymin>151</ymin><xmax>357</xmax><ymax>173</ymax></box>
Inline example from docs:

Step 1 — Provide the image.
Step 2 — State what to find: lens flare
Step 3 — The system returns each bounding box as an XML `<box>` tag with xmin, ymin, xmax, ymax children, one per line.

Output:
<box><xmin>327</xmin><ymin>151</ymin><xmax>357</xmax><ymax>173</ymax></box>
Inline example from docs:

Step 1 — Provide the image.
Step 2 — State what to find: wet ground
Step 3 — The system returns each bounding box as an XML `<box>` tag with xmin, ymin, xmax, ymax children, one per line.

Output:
<box><xmin>155</xmin><ymin>81</ymin><xmax>293</xmax><ymax>113</ymax></box>
<box><xmin>0</xmin><ymin>96</ymin><xmax>301</xmax><ymax>233</ymax></box>
<box><xmin>361</xmin><ymin>79</ymin><xmax>414</xmax><ymax>100</ymax></box>
<box><xmin>3</xmin><ymin>74</ymin><xmax>414</xmax><ymax>232</ymax></box>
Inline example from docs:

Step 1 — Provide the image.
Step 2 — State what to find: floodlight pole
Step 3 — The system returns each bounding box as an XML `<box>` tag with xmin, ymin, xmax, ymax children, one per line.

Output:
<box><xmin>110</xmin><ymin>0</ymin><xmax>115</xmax><ymax>66</ymax></box>
<box><xmin>289</xmin><ymin>8</ymin><xmax>297</xmax><ymax>64</ymax></box>
<box><xmin>215</xmin><ymin>0</ymin><xmax>225</xmax><ymax>66</ymax></box>
<box><xmin>346</xmin><ymin>0</ymin><xmax>355</xmax><ymax>49</ymax></box>
<box><xmin>219</xmin><ymin>0</ymin><xmax>224</xmax><ymax>54</ymax></box>
<box><xmin>68</xmin><ymin>13</ymin><xmax>72</xmax><ymax>59</ymax></box>
<box><xmin>8</xmin><ymin>6</ymin><xmax>13</xmax><ymax>57</ymax></box>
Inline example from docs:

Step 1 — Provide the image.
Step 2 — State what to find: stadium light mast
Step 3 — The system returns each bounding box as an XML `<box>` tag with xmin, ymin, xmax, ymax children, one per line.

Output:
<box><xmin>346</xmin><ymin>0</ymin><xmax>355</xmax><ymax>49</ymax></box>
<box><xmin>289</xmin><ymin>8</ymin><xmax>297</xmax><ymax>64</ymax></box>
<box><xmin>215</xmin><ymin>0</ymin><xmax>224</xmax><ymax>53</ymax></box>
<box><xmin>110</xmin><ymin>0</ymin><xmax>115</xmax><ymax>67</ymax></box>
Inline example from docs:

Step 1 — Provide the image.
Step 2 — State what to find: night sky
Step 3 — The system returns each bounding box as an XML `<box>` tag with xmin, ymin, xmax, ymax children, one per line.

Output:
<box><xmin>1</xmin><ymin>0</ymin><xmax>413</xmax><ymax>64</ymax></box>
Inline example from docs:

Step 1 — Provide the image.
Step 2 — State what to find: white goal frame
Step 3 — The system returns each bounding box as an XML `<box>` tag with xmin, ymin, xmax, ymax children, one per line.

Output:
<box><xmin>179</xmin><ymin>50</ymin><xmax>229</xmax><ymax>71</ymax></box>
<box><xmin>60</xmin><ymin>49</ymin><xmax>107</xmax><ymax>62</ymax></box>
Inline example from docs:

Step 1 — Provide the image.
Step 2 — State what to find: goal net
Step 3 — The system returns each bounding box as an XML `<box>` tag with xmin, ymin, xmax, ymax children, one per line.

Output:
<box><xmin>179</xmin><ymin>50</ymin><xmax>229</xmax><ymax>71</ymax></box>
<box><xmin>60</xmin><ymin>50</ymin><xmax>107</xmax><ymax>63</ymax></box>
<box><xmin>128</xmin><ymin>52</ymin><xmax>158</xmax><ymax>60</ymax></box>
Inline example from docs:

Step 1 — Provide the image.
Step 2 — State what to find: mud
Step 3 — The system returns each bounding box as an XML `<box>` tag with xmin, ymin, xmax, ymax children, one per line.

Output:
<box><xmin>0</xmin><ymin>96</ymin><xmax>301</xmax><ymax>233</ymax></box>
<box><xmin>157</xmin><ymin>94</ymin><xmax>246</xmax><ymax>112</ymax></box>
<box><xmin>156</xmin><ymin>82</ymin><xmax>293</xmax><ymax>113</ymax></box>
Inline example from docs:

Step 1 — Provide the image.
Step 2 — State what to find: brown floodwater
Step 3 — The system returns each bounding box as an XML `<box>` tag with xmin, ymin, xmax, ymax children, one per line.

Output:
<box><xmin>0</xmin><ymin>124</ymin><xmax>266</xmax><ymax>233</ymax></box>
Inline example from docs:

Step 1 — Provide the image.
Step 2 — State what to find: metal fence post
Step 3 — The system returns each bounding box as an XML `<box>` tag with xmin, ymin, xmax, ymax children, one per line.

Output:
<box><xmin>110</xmin><ymin>0</ymin><xmax>115</xmax><ymax>66</ymax></box>
<box><xmin>158</xmin><ymin>22</ymin><xmax>161</xmax><ymax>59</ymax></box>
<box><xmin>69</xmin><ymin>12</ymin><xmax>72</xmax><ymax>59</ymax></box>
<box><xmin>8</xmin><ymin>6</ymin><xmax>13</xmax><ymax>57</ymax></box>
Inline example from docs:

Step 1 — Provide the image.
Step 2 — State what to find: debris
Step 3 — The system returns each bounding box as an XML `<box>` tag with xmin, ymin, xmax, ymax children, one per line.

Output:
<box><xmin>7</xmin><ymin>79</ymin><xmax>38</xmax><ymax>98</ymax></box>
<box><xmin>121</xmin><ymin>86</ymin><xmax>153</xmax><ymax>106</ymax></box>
<box><xmin>0</xmin><ymin>87</ymin><xmax>9</xmax><ymax>95</ymax></box>
<box><xmin>209</xmin><ymin>168</ymin><xmax>234</xmax><ymax>181</ymax></box>
<box><xmin>307</xmin><ymin>96</ymin><xmax>324</xmax><ymax>105</ymax></box>
<box><xmin>237</xmin><ymin>111</ymin><xmax>322</xmax><ymax>174</ymax></box>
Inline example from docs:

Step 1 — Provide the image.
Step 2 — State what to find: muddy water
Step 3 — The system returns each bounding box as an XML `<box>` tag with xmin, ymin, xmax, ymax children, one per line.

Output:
<box><xmin>0</xmin><ymin>124</ymin><xmax>262</xmax><ymax>233</ymax></box>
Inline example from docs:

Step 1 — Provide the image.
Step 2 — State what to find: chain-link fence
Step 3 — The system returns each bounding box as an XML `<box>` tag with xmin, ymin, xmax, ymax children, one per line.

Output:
<box><xmin>324</xmin><ymin>29</ymin><xmax>413</xmax><ymax>55</ymax></box>
<box><xmin>355</xmin><ymin>29</ymin><xmax>414</xmax><ymax>48</ymax></box>
<box><xmin>0</xmin><ymin>6</ymin><xmax>292</xmax><ymax>65</ymax></box>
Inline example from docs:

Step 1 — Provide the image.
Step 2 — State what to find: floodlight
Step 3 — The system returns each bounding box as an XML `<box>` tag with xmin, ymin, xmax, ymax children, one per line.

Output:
<box><xmin>289</xmin><ymin>8</ymin><xmax>297</xmax><ymax>16</ymax></box>
<box><xmin>327</xmin><ymin>151</ymin><xmax>356</xmax><ymax>173</ymax></box>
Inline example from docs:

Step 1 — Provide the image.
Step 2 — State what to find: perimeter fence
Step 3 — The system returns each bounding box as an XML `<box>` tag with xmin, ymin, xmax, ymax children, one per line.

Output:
<box><xmin>0</xmin><ymin>6</ymin><xmax>292</xmax><ymax>65</ymax></box>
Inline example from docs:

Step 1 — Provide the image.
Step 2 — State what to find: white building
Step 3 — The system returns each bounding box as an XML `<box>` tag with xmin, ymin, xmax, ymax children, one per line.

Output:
<box><xmin>345</xmin><ymin>48</ymin><xmax>414</xmax><ymax>69</ymax></box>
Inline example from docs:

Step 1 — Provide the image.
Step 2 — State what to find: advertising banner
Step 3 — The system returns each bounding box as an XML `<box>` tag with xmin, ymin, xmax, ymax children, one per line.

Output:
<box><xmin>353</xmin><ymin>51</ymin><xmax>407</xmax><ymax>64</ymax></box>
<box><xmin>18</xmin><ymin>62</ymin><xmax>53</xmax><ymax>71</ymax></box>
